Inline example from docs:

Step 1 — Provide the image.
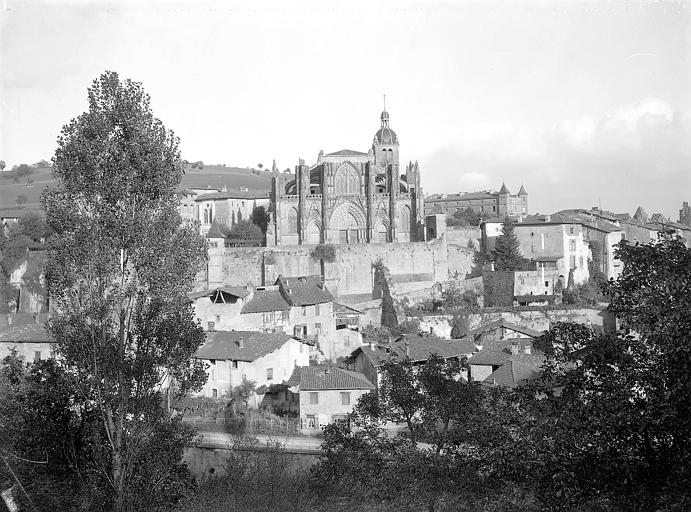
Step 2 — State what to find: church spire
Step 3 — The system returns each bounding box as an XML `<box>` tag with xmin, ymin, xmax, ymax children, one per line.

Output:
<box><xmin>380</xmin><ymin>94</ymin><xmax>390</xmax><ymax>128</ymax></box>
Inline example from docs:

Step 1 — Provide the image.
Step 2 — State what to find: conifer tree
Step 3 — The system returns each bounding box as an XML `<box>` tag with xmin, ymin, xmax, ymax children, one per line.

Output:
<box><xmin>492</xmin><ymin>216</ymin><xmax>523</xmax><ymax>270</ymax></box>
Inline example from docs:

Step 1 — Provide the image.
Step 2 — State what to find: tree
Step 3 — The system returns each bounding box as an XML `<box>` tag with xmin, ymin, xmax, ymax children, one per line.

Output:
<box><xmin>226</xmin><ymin>219</ymin><xmax>263</xmax><ymax>242</ymax></box>
<box><xmin>492</xmin><ymin>216</ymin><xmax>523</xmax><ymax>270</ymax></box>
<box><xmin>226</xmin><ymin>376</ymin><xmax>256</xmax><ymax>410</ymax></box>
<box><xmin>650</xmin><ymin>212</ymin><xmax>668</xmax><ymax>223</ymax></box>
<box><xmin>0</xmin><ymin>160</ymin><xmax>5</xmax><ymax>171</ymax></box>
<box><xmin>517</xmin><ymin>237</ymin><xmax>691</xmax><ymax>509</ymax></box>
<box><xmin>15</xmin><ymin>195</ymin><xmax>27</xmax><ymax>207</ymax></box>
<box><xmin>42</xmin><ymin>71</ymin><xmax>208</xmax><ymax>511</ymax></box>
<box><xmin>446</xmin><ymin>207</ymin><xmax>480</xmax><ymax>227</ymax></box>
<box><xmin>250</xmin><ymin>205</ymin><xmax>270</xmax><ymax>234</ymax></box>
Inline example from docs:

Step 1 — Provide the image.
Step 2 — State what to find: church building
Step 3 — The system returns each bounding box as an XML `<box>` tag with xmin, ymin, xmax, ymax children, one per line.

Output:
<box><xmin>267</xmin><ymin>109</ymin><xmax>424</xmax><ymax>246</ymax></box>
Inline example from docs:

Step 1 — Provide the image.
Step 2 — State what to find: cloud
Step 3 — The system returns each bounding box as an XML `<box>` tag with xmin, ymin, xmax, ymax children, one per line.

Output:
<box><xmin>422</xmin><ymin>98</ymin><xmax>691</xmax><ymax>217</ymax></box>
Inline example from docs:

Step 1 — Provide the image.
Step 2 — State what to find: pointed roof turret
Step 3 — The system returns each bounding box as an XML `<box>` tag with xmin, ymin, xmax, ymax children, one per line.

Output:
<box><xmin>271</xmin><ymin>159</ymin><xmax>278</xmax><ymax>173</ymax></box>
<box><xmin>518</xmin><ymin>184</ymin><xmax>527</xmax><ymax>196</ymax></box>
<box><xmin>498</xmin><ymin>182</ymin><xmax>510</xmax><ymax>195</ymax></box>
<box><xmin>633</xmin><ymin>206</ymin><xmax>648</xmax><ymax>223</ymax></box>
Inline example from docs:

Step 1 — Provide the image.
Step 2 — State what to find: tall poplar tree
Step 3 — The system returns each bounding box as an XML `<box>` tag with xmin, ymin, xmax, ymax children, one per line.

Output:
<box><xmin>43</xmin><ymin>71</ymin><xmax>208</xmax><ymax>510</ymax></box>
<box><xmin>492</xmin><ymin>216</ymin><xmax>523</xmax><ymax>270</ymax></box>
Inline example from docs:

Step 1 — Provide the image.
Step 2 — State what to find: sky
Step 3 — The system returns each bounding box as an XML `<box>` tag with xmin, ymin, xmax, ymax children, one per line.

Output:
<box><xmin>1</xmin><ymin>0</ymin><xmax>690</xmax><ymax>218</ymax></box>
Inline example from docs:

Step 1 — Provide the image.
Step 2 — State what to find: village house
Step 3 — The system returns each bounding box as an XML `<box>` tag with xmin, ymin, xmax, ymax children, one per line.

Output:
<box><xmin>298</xmin><ymin>365</ymin><xmax>374</xmax><ymax>430</ymax></box>
<box><xmin>0</xmin><ymin>317</ymin><xmax>53</xmax><ymax>361</ymax></box>
<box><xmin>481</xmin><ymin>213</ymin><xmax>626</xmax><ymax>285</ymax></box>
<box><xmin>343</xmin><ymin>333</ymin><xmax>477</xmax><ymax>388</ymax></box>
<box><xmin>460</xmin><ymin>319</ymin><xmax>544</xmax><ymax>382</ymax></box>
<box><xmin>191</xmin><ymin>275</ymin><xmax>341</xmax><ymax>360</ymax></box>
<box><xmin>481</xmin><ymin>359</ymin><xmax>543</xmax><ymax>389</ymax></box>
<box><xmin>194</xmin><ymin>330</ymin><xmax>310</xmax><ymax>399</ymax></box>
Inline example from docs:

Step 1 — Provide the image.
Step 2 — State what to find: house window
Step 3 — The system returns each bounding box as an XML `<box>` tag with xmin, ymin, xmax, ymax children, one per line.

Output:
<box><xmin>306</xmin><ymin>415</ymin><xmax>316</xmax><ymax>428</ymax></box>
<box><xmin>212</xmin><ymin>389</ymin><xmax>218</xmax><ymax>398</ymax></box>
<box><xmin>267</xmin><ymin>368</ymin><xmax>273</xmax><ymax>380</ymax></box>
<box><xmin>570</xmin><ymin>255</ymin><xmax>576</xmax><ymax>268</ymax></box>
<box><xmin>263</xmin><ymin>311</ymin><xmax>273</xmax><ymax>324</ymax></box>
<box><xmin>309</xmin><ymin>392</ymin><xmax>319</xmax><ymax>405</ymax></box>
<box><xmin>299</xmin><ymin>343</ymin><xmax>304</xmax><ymax>353</ymax></box>
<box><xmin>340</xmin><ymin>392</ymin><xmax>351</xmax><ymax>406</ymax></box>
<box><xmin>579</xmin><ymin>256</ymin><xmax>584</xmax><ymax>268</ymax></box>
<box><xmin>344</xmin><ymin>335</ymin><xmax>350</xmax><ymax>347</ymax></box>
<box><xmin>315</xmin><ymin>323</ymin><xmax>322</xmax><ymax>334</ymax></box>
<box><xmin>544</xmin><ymin>281</ymin><xmax>549</xmax><ymax>287</ymax></box>
<box><xmin>282</xmin><ymin>310</ymin><xmax>289</xmax><ymax>321</ymax></box>
<box><xmin>232</xmin><ymin>360</ymin><xmax>238</xmax><ymax>369</ymax></box>
<box><xmin>569</xmin><ymin>240</ymin><xmax>576</xmax><ymax>251</ymax></box>
<box><xmin>209</xmin><ymin>359</ymin><xmax>216</xmax><ymax>365</ymax></box>
<box><xmin>569</xmin><ymin>226</ymin><xmax>574</xmax><ymax>235</ymax></box>
<box><xmin>315</xmin><ymin>304</ymin><xmax>320</xmax><ymax>316</ymax></box>
<box><xmin>302</xmin><ymin>306</ymin><xmax>307</xmax><ymax>316</ymax></box>
<box><xmin>34</xmin><ymin>351</ymin><xmax>41</xmax><ymax>362</ymax></box>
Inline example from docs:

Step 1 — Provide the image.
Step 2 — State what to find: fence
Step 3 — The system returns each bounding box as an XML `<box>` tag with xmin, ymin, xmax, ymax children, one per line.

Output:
<box><xmin>184</xmin><ymin>415</ymin><xmax>301</xmax><ymax>436</ymax></box>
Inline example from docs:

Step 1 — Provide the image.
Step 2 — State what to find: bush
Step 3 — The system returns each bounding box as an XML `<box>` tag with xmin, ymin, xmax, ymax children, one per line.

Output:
<box><xmin>310</xmin><ymin>244</ymin><xmax>336</xmax><ymax>263</ymax></box>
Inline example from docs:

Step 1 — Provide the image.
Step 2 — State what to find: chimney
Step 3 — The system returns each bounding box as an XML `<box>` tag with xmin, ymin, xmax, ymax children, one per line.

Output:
<box><xmin>544</xmin><ymin>214</ymin><xmax>551</xmax><ymax>222</ymax></box>
<box><xmin>238</xmin><ymin>337</ymin><xmax>244</xmax><ymax>349</ymax></box>
<box><xmin>510</xmin><ymin>342</ymin><xmax>519</xmax><ymax>355</ymax></box>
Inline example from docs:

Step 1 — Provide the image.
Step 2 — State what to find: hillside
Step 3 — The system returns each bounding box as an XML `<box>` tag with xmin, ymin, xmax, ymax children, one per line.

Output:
<box><xmin>0</xmin><ymin>164</ymin><xmax>278</xmax><ymax>214</ymax></box>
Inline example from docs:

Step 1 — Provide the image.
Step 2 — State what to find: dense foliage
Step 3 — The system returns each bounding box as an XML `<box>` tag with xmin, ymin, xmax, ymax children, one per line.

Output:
<box><xmin>39</xmin><ymin>71</ymin><xmax>208</xmax><ymax>511</ymax></box>
<box><xmin>313</xmin><ymin>236</ymin><xmax>691</xmax><ymax>511</ymax></box>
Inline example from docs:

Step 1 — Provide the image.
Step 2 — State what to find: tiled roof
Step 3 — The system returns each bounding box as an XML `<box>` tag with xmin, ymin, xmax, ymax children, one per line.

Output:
<box><xmin>0</xmin><ymin>323</ymin><xmax>52</xmax><ymax>343</ymax></box>
<box><xmin>325</xmin><ymin>149</ymin><xmax>369</xmax><ymax>157</ymax></box>
<box><xmin>426</xmin><ymin>191</ymin><xmax>496</xmax><ymax>202</ymax></box>
<box><xmin>195</xmin><ymin>330</ymin><xmax>297</xmax><ymax>361</ymax></box>
<box><xmin>299</xmin><ymin>366</ymin><xmax>374</xmax><ymax>391</ymax></box>
<box><xmin>333</xmin><ymin>303</ymin><xmax>362</xmax><ymax>317</ymax></box>
<box><xmin>398</xmin><ymin>335</ymin><xmax>476</xmax><ymax>362</ymax></box>
<box><xmin>195</xmin><ymin>190</ymin><xmax>270</xmax><ymax>201</ymax></box>
<box><xmin>349</xmin><ymin>335</ymin><xmax>477</xmax><ymax>364</ymax></box>
<box><xmin>463</xmin><ymin>319</ymin><xmax>543</xmax><ymax>339</ymax></box>
<box><xmin>482</xmin><ymin>360</ymin><xmax>542</xmax><ymax>388</ymax></box>
<box><xmin>468</xmin><ymin>350</ymin><xmax>511</xmax><ymax>366</ymax></box>
<box><xmin>189</xmin><ymin>287</ymin><xmax>250</xmax><ymax>301</ymax></box>
<box><xmin>277</xmin><ymin>276</ymin><xmax>334</xmax><ymax>306</ymax></box>
<box><xmin>241</xmin><ymin>289</ymin><xmax>290</xmax><ymax>314</ymax></box>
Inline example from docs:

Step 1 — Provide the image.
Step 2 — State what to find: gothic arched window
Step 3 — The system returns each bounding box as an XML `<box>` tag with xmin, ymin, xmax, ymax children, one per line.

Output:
<box><xmin>335</xmin><ymin>164</ymin><xmax>360</xmax><ymax>196</ymax></box>
<box><xmin>397</xmin><ymin>205</ymin><xmax>411</xmax><ymax>233</ymax></box>
<box><xmin>287</xmin><ymin>207</ymin><xmax>298</xmax><ymax>233</ymax></box>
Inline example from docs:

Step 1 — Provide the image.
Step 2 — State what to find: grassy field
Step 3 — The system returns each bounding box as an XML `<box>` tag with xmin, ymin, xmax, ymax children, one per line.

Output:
<box><xmin>0</xmin><ymin>164</ymin><xmax>274</xmax><ymax>213</ymax></box>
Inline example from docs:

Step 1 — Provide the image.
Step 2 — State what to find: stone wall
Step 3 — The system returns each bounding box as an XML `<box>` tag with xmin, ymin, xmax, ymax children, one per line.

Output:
<box><xmin>417</xmin><ymin>306</ymin><xmax>614</xmax><ymax>339</ymax></box>
<box><xmin>446</xmin><ymin>227</ymin><xmax>480</xmax><ymax>249</ymax></box>
<box><xmin>209</xmin><ymin>238</ymin><xmax>449</xmax><ymax>299</ymax></box>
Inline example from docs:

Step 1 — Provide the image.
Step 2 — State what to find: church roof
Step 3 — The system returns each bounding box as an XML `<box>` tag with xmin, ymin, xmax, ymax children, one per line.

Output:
<box><xmin>518</xmin><ymin>184</ymin><xmax>528</xmax><ymax>196</ymax></box>
<box><xmin>325</xmin><ymin>149</ymin><xmax>369</xmax><ymax>157</ymax></box>
<box><xmin>374</xmin><ymin>127</ymin><xmax>398</xmax><ymax>145</ymax></box>
<box><xmin>498</xmin><ymin>182</ymin><xmax>510</xmax><ymax>194</ymax></box>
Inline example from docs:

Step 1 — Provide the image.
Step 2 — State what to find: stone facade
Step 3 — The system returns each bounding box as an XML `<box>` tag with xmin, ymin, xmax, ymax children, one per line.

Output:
<box><xmin>425</xmin><ymin>183</ymin><xmax>528</xmax><ymax>219</ymax></box>
<box><xmin>268</xmin><ymin>109</ymin><xmax>424</xmax><ymax>246</ymax></box>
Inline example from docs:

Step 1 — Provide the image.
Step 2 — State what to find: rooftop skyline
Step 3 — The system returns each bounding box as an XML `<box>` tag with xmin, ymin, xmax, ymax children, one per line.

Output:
<box><xmin>1</xmin><ymin>0</ymin><xmax>689</xmax><ymax>218</ymax></box>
